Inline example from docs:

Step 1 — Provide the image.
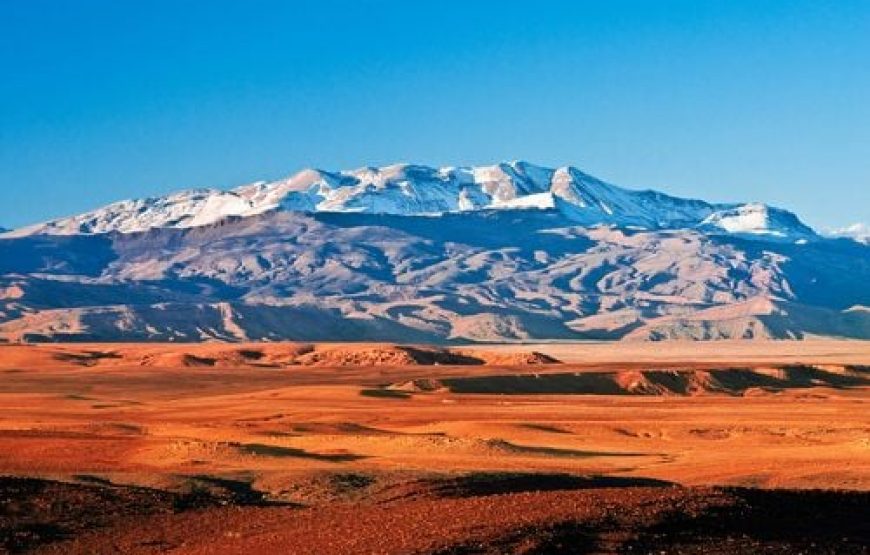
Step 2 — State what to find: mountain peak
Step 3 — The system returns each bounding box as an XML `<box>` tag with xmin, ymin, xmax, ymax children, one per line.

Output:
<box><xmin>826</xmin><ymin>223</ymin><xmax>870</xmax><ymax>244</ymax></box>
<box><xmin>698</xmin><ymin>202</ymin><xmax>817</xmax><ymax>240</ymax></box>
<box><xmin>1</xmin><ymin>161</ymin><xmax>820</xmax><ymax>242</ymax></box>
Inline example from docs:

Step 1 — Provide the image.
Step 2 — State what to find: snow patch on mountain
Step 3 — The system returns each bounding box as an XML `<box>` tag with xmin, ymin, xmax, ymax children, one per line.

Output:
<box><xmin>5</xmin><ymin>189</ymin><xmax>261</xmax><ymax>237</ymax></box>
<box><xmin>825</xmin><ymin>223</ymin><xmax>870</xmax><ymax>244</ymax></box>
<box><xmin>492</xmin><ymin>192</ymin><xmax>556</xmax><ymax>210</ymax></box>
<box><xmin>1</xmin><ymin>161</ymin><xmax>820</xmax><ymax>241</ymax></box>
<box><xmin>697</xmin><ymin>203</ymin><xmax>817</xmax><ymax>240</ymax></box>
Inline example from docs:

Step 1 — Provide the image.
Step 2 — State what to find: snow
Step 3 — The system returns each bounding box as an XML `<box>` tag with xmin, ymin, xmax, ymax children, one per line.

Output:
<box><xmin>698</xmin><ymin>203</ymin><xmax>817</xmax><ymax>240</ymax></box>
<box><xmin>0</xmin><ymin>161</ymin><xmax>821</xmax><ymax>242</ymax></box>
<box><xmin>701</xmin><ymin>203</ymin><xmax>779</xmax><ymax>235</ymax></box>
<box><xmin>826</xmin><ymin>223</ymin><xmax>870</xmax><ymax>244</ymax></box>
<box><xmin>491</xmin><ymin>192</ymin><xmax>556</xmax><ymax>210</ymax></box>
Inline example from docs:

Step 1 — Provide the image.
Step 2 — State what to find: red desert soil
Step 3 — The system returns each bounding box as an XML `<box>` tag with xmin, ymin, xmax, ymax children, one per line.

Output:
<box><xmin>0</xmin><ymin>340</ymin><xmax>868</xmax><ymax>553</ymax></box>
<box><xmin>2</xmin><ymin>476</ymin><xmax>868</xmax><ymax>554</ymax></box>
<box><xmin>0</xmin><ymin>342</ymin><xmax>557</xmax><ymax>370</ymax></box>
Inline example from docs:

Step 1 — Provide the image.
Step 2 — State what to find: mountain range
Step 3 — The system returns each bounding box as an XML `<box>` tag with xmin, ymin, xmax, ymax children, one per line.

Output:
<box><xmin>1</xmin><ymin>161</ymin><xmax>867</xmax><ymax>342</ymax></box>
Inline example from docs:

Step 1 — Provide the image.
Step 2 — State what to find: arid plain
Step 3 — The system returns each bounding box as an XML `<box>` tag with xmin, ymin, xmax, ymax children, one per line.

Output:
<box><xmin>1</xmin><ymin>340</ymin><xmax>868</xmax><ymax>553</ymax></box>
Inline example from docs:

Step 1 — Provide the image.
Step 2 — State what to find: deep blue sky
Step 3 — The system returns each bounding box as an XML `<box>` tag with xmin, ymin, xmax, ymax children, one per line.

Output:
<box><xmin>2</xmin><ymin>0</ymin><xmax>868</xmax><ymax>230</ymax></box>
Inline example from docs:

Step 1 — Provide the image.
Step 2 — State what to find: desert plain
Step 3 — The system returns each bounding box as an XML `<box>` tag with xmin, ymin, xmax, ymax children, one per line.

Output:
<box><xmin>0</xmin><ymin>340</ymin><xmax>868</xmax><ymax>553</ymax></box>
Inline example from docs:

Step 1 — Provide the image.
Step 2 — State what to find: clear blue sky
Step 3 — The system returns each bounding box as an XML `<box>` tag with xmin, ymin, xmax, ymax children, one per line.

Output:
<box><xmin>2</xmin><ymin>0</ymin><xmax>868</xmax><ymax>230</ymax></box>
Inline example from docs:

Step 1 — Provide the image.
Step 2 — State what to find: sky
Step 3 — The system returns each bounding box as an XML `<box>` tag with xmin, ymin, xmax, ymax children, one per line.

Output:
<box><xmin>1</xmin><ymin>0</ymin><xmax>868</xmax><ymax>231</ymax></box>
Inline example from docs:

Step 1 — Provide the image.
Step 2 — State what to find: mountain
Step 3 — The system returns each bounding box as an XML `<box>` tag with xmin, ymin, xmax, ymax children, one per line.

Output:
<box><xmin>0</xmin><ymin>162</ymin><xmax>867</xmax><ymax>343</ymax></box>
<box><xmin>826</xmin><ymin>223</ymin><xmax>870</xmax><ymax>245</ymax></box>
<box><xmin>3</xmin><ymin>161</ymin><xmax>816</xmax><ymax>241</ymax></box>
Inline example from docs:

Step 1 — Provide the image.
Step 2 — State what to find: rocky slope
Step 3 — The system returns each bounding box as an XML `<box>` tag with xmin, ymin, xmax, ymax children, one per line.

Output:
<box><xmin>1</xmin><ymin>162</ymin><xmax>867</xmax><ymax>342</ymax></box>
<box><xmin>1</xmin><ymin>205</ymin><xmax>867</xmax><ymax>342</ymax></box>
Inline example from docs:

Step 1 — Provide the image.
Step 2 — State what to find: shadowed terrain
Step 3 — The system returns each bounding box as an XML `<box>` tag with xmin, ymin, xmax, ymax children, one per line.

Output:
<box><xmin>1</xmin><ymin>476</ymin><xmax>867</xmax><ymax>554</ymax></box>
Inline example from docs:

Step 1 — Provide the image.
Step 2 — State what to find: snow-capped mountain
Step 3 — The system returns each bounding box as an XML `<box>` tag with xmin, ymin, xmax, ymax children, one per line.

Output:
<box><xmin>0</xmin><ymin>208</ymin><xmax>867</xmax><ymax>343</ymax></box>
<box><xmin>1</xmin><ymin>161</ymin><xmax>865</xmax><ymax>343</ymax></box>
<box><xmin>3</xmin><ymin>161</ymin><xmax>817</xmax><ymax>241</ymax></box>
<box><xmin>697</xmin><ymin>203</ymin><xmax>817</xmax><ymax>240</ymax></box>
<box><xmin>826</xmin><ymin>223</ymin><xmax>870</xmax><ymax>244</ymax></box>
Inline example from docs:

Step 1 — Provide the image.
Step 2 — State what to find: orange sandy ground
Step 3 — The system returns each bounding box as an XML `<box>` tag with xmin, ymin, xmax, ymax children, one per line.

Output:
<box><xmin>0</xmin><ymin>340</ymin><xmax>867</xmax><ymax>494</ymax></box>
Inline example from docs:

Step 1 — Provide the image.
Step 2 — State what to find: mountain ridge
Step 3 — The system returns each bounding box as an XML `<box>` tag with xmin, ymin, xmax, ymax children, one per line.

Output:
<box><xmin>2</xmin><ymin>161</ymin><xmax>819</xmax><ymax>242</ymax></box>
<box><xmin>1</xmin><ymin>161</ymin><xmax>866</xmax><ymax>343</ymax></box>
<box><xmin>826</xmin><ymin>223</ymin><xmax>870</xmax><ymax>244</ymax></box>
<box><xmin>1</xmin><ymin>207</ymin><xmax>867</xmax><ymax>343</ymax></box>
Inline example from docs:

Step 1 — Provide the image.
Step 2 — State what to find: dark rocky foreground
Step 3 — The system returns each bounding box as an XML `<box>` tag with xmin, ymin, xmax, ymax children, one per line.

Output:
<box><xmin>0</xmin><ymin>475</ymin><xmax>867</xmax><ymax>554</ymax></box>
